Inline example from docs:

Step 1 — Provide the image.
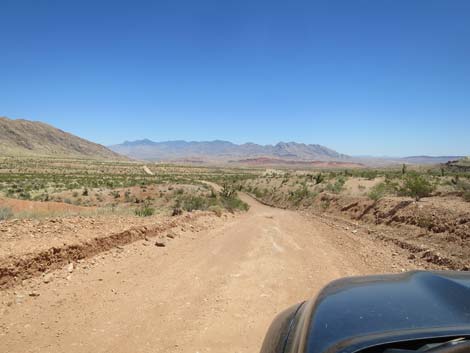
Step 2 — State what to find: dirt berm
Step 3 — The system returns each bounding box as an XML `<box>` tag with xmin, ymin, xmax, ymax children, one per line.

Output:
<box><xmin>249</xmin><ymin>191</ymin><xmax>470</xmax><ymax>271</ymax></box>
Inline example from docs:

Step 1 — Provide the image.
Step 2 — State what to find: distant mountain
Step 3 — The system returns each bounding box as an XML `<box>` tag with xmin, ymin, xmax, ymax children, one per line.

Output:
<box><xmin>351</xmin><ymin>155</ymin><xmax>465</xmax><ymax>166</ymax></box>
<box><xmin>400</xmin><ymin>155</ymin><xmax>465</xmax><ymax>164</ymax></box>
<box><xmin>228</xmin><ymin>157</ymin><xmax>364</xmax><ymax>168</ymax></box>
<box><xmin>0</xmin><ymin>117</ymin><xmax>127</xmax><ymax>160</ymax></box>
<box><xmin>109</xmin><ymin>139</ymin><xmax>349</xmax><ymax>162</ymax></box>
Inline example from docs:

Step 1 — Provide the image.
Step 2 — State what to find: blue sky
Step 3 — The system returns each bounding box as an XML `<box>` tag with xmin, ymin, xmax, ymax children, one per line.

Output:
<box><xmin>1</xmin><ymin>0</ymin><xmax>469</xmax><ymax>156</ymax></box>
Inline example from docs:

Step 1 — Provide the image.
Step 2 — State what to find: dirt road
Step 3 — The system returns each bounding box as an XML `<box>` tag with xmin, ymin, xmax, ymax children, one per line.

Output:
<box><xmin>0</xmin><ymin>194</ymin><xmax>416</xmax><ymax>353</ymax></box>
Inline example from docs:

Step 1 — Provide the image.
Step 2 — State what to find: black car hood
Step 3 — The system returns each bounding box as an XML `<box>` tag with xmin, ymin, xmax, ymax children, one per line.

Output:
<box><xmin>305</xmin><ymin>271</ymin><xmax>470</xmax><ymax>353</ymax></box>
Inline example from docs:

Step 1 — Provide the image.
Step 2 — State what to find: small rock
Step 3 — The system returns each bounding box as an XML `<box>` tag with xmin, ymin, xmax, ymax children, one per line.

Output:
<box><xmin>67</xmin><ymin>263</ymin><xmax>74</xmax><ymax>273</ymax></box>
<box><xmin>43</xmin><ymin>273</ymin><xmax>53</xmax><ymax>284</ymax></box>
<box><xmin>155</xmin><ymin>241</ymin><xmax>166</xmax><ymax>247</ymax></box>
<box><xmin>29</xmin><ymin>291</ymin><xmax>40</xmax><ymax>297</ymax></box>
<box><xmin>351</xmin><ymin>229</ymin><xmax>358</xmax><ymax>234</ymax></box>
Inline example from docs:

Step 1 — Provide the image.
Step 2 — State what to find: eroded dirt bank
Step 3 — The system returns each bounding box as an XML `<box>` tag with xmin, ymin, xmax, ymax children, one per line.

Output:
<box><xmin>249</xmin><ymin>191</ymin><xmax>470</xmax><ymax>271</ymax></box>
<box><xmin>1</xmin><ymin>194</ymin><xmax>430</xmax><ymax>353</ymax></box>
<box><xmin>0</xmin><ymin>211</ymin><xmax>226</xmax><ymax>289</ymax></box>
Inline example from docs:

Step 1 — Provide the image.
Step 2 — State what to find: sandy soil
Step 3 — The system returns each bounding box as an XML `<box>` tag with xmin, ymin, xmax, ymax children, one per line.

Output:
<box><xmin>0</xmin><ymin>197</ymin><xmax>89</xmax><ymax>214</ymax></box>
<box><xmin>1</xmin><ymin>194</ymin><xmax>421</xmax><ymax>353</ymax></box>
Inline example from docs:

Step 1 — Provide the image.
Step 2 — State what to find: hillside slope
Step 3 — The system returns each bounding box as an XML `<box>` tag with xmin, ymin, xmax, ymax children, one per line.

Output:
<box><xmin>0</xmin><ymin>117</ymin><xmax>126</xmax><ymax>160</ymax></box>
<box><xmin>109</xmin><ymin>139</ymin><xmax>349</xmax><ymax>162</ymax></box>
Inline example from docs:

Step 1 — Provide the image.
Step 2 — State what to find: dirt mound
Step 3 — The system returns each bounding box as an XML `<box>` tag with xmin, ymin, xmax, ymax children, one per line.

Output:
<box><xmin>316</xmin><ymin>194</ymin><xmax>470</xmax><ymax>240</ymax></box>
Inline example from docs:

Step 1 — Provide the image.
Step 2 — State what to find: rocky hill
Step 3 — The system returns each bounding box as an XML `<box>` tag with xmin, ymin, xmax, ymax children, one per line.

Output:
<box><xmin>109</xmin><ymin>139</ymin><xmax>349</xmax><ymax>162</ymax></box>
<box><xmin>0</xmin><ymin>117</ymin><xmax>127</xmax><ymax>160</ymax></box>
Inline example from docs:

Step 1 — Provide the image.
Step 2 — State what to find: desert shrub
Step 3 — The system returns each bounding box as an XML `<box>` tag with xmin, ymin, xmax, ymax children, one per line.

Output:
<box><xmin>209</xmin><ymin>187</ymin><xmax>217</xmax><ymax>198</ymax></box>
<box><xmin>220</xmin><ymin>182</ymin><xmax>237</xmax><ymax>199</ymax></box>
<box><xmin>216</xmin><ymin>182</ymin><xmax>249</xmax><ymax>212</ymax></box>
<box><xmin>176</xmin><ymin>195</ymin><xmax>213</xmax><ymax>212</ymax></box>
<box><xmin>289</xmin><ymin>184</ymin><xmax>313</xmax><ymax>205</ymax></box>
<box><xmin>400</xmin><ymin>174</ymin><xmax>435</xmax><ymax>201</ymax></box>
<box><xmin>368</xmin><ymin>181</ymin><xmax>398</xmax><ymax>201</ymax></box>
<box><xmin>171</xmin><ymin>200</ymin><xmax>183</xmax><ymax>215</ymax></box>
<box><xmin>183</xmin><ymin>196</ymin><xmax>207</xmax><ymax>211</ymax></box>
<box><xmin>252</xmin><ymin>187</ymin><xmax>266</xmax><ymax>198</ymax></box>
<box><xmin>354</xmin><ymin>169</ymin><xmax>379</xmax><ymax>180</ymax></box>
<box><xmin>0</xmin><ymin>207</ymin><xmax>13</xmax><ymax>221</ymax></box>
<box><xmin>460</xmin><ymin>179</ymin><xmax>470</xmax><ymax>187</ymax></box>
<box><xmin>320</xmin><ymin>198</ymin><xmax>330</xmax><ymax>211</ymax></box>
<box><xmin>134</xmin><ymin>202</ymin><xmax>155</xmax><ymax>217</ymax></box>
<box><xmin>368</xmin><ymin>183</ymin><xmax>387</xmax><ymax>201</ymax></box>
<box><xmin>326</xmin><ymin>176</ymin><xmax>346</xmax><ymax>194</ymax></box>
<box><xmin>314</xmin><ymin>173</ymin><xmax>325</xmax><ymax>184</ymax></box>
<box><xmin>18</xmin><ymin>191</ymin><xmax>31</xmax><ymax>200</ymax></box>
<box><xmin>416</xmin><ymin>214</ymin><xmax>433</xmax><ymax>229</ymax></box>
<box><xmin>220</xmin><ymin>195</ymin><xmax>249</xmax><ymax>212</ymax></box>
<box><xmin>463</xmin><ymin>191</ymin><xmax>470</xmax><ymax>202</ymax></box>
<box><xmin>208</xmin><ymin>205</ymin><xmax>223</xmax><ymax>217</ymax></box>
<box><xmin>454</xmin><ymin>180</ymin><xmax>470</xmax><ymax>202</ymax></box>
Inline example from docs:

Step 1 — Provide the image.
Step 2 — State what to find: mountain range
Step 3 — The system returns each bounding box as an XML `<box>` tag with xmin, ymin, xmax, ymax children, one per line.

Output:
<box><xmin>108</xmin><ymin>139</ymin><xmax>349</xmax><ymax>162</ymax></box>
<box><xmin>0</xmin><ymin>117</ymin><xmax>465</xmax><ymax>165</ymax></box>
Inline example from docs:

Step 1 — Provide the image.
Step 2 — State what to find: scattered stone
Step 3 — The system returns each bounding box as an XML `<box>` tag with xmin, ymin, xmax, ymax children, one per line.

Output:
<box><xmin>43</xmin><ymin>273</ymin><xmax>53</xmax><ymax>284</ymax></box>
<box><xmin>166</xmin><ymin>233</ymin><xmax>175</xmax><ymax>239</ymax></box>
<box><xmin>67</xmin><ymin>263</ymin><xmax>74</xmax><ymax>273</ymax></box>
<box><xmin>29</xmin><ymin>291</ymin><xmax>40</xmax><ymax>297</ymax></box>
<box><xmin>351</xmin><ymin>229</ymin><xmax>358</xmax><ymax>234</ymax></box>
<box><xmin>155</xmin><ymin>240</ymin><xmax>166</xmax><ymax>247</ymax></box>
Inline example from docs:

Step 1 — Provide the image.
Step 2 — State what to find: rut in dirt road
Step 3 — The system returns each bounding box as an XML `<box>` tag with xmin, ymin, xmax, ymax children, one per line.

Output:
<box><xmin>0</xmin><ymin>193</ymin><xmax>416</xmax><ymax>353</ymax></box>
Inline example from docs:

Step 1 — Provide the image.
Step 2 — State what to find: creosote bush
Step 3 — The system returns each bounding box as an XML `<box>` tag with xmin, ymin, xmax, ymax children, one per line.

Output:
<box><xmin>326</xmin><ymin>176</ymin><xmax>346</xmax><ymax>194</ymax></box>
<box><xmin>400</xmin><ymin>174</ymin><xmax>435</xmax><ymax>201</ymax></box>
<box><xmin>368</xmin><ymin>180</ymin><xmax>398</xmax><ymax>201</ymax></box>
<box><xmin>0</xmin><ymin>207</ymin><xmax>14</xmax><ymax>221</ymax></box>
<box><xmin>463</xmin><ymin>191</ymin><xmax>470</xmax><ymax>202</ymax></box>
<box><xmin>134</xmin><ymin>202</ymin><xmax>155</xmax><ymax>217</ymax></box>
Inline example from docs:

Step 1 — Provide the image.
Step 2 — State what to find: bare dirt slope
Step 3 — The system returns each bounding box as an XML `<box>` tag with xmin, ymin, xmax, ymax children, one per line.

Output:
<box><xmin>1</xmin><ymin>194</ymin><xmax>420</xmax><ymax>353</ymax></box>
<box><xmin>0</xmin><ymin>116</ymin><xmax>127</xmax><ymax>160</ymax></box>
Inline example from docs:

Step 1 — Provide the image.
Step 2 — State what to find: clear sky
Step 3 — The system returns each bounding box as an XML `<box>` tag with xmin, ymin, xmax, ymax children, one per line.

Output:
<box><xmin>1</xmin><ymin>0</ymin><xmax>469</xmax><ymax>156</ymax></box>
